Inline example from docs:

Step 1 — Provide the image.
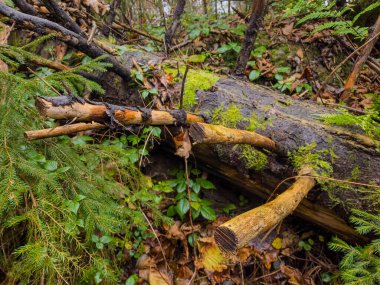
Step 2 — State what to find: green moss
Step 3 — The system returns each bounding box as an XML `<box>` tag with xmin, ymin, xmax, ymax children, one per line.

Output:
<box><xmin>239</xmin><ymin>145</ymin><xmax>268</xmax><ymax>171</ymax></box>
<box><xmin>289</xmin><ymin>142</ymin><xmax>333</xmax><ymax>176</ymax></box>
<box><xmin>211</xmin><ymin>104</ymin><xmax>243</xmax><ymax>128</ymax></box>
<box><xmin>246</xmin><ymin>113</ymin><xmax>272</xmax><ymax>131</ymax></box>
<box><xmin>351</xmin><ymin>165</ymin><xmax>361</xmax><ymax>181</ymax></box>
<box><xmin>165</xmin><ymin>67</ymin><xmax>219</xmax><ymax>109</ymax></box>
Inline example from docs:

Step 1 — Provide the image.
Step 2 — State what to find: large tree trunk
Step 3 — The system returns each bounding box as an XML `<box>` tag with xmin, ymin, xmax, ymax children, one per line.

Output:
<box><xmin>194</xmin><ymin>79</ymin><xmax>379</xmax><ymax>218</ymax></box>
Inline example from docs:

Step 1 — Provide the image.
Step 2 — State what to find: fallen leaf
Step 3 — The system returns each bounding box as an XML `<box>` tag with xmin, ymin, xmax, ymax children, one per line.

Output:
<box><xmin>296</xmin><ymin>48</ymin><xmax>304</xmax><ymax>60</ymax></box>
<box><xmin>149</xmin><ymin>269</ymin><xmax>172</xmax><ymax>285</ymax></box>
<box><xmin>81</xmin><ymin>0</ymin><xmax>109</xmax><ymax>15</ymax></box>
<box><xmin>196</xmin><ymin>238</ymin><xmax>227</xmax><ymax>272</ymax></box>
<box><xmin>174</xmin><ymin>129</ymin><xmax>192</xmax><ymax>159</ymax></box>
<box><xmin>282</xmin><ymin>23</ymin><xmax>294</xmax><ymax>36</ymax></box>
<box><xmin>271</xmin><ymin>237</ymin><xmax>282</xmax><ymax>250</ymax></box>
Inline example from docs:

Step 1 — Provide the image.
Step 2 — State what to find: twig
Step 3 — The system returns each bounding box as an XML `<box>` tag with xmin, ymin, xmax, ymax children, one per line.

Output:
<box><xmin>139</xmin><ymin>207</ymin><xmax>170</xmax><ymax>272</ymax></box>
<box><xmin>319</xmin><ymin>30</ymin><xmax>380</xmax><ymax>95</ymax></box>
<box><xmin>179</xmin><ymin>65</ymin><xmax>190</xmax><ymax>109</ymax></box>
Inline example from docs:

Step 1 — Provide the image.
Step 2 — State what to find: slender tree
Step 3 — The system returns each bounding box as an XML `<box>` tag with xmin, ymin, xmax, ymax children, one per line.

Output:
<box><xmin>164</xmin><ymin>0</ymin><xmax>186</xmax><ymax>50</ymax></box>
<box><xmin>234</xmin><ymin>0</ymin><xmax>267</xmax><ymax>75</ymax></box>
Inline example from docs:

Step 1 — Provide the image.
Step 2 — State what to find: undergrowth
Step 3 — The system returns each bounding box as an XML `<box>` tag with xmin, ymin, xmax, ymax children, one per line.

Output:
<box><xmin>0</xmin><ymin>42</ymin><xmax>167</xmax><ymax>284</ymax></box>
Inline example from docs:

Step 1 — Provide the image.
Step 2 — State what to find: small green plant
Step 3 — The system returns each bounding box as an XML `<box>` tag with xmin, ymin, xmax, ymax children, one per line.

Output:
<box><xmin>163</xmin><ymin>168</ymin><xmax>217</xmax><ymax>221</ymax></box>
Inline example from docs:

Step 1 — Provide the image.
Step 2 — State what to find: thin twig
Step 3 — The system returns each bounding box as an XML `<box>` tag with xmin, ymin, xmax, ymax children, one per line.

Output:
<box><xmin>179</xmin><ymin>65</ymin><xmax>190</xmax><ymax>109</ymax></box>
<box><xmin>319</xmin><ymin>30</ymin><xmax>380</xmax><ymax>94</ymax></box>
<box><xmin>139</xmin><ymin>207</ymin><xmax>170</xmax><ymax>272</ymax></box>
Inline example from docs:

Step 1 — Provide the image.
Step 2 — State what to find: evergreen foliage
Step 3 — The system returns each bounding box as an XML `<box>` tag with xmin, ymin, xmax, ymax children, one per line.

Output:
<box><xmin>318</xmin><ymin>95</ymin><xmax>380</xmax><ymax>146</ymax></box>
<box><xmin>329</xmin><ymin>209</ymin><xmax>380</xmax><ymax>285</ymax></box>
<box><xmin>0</xmin><ymin>42</ymin><xmax>165</xmax><ymax>284</ymax></box>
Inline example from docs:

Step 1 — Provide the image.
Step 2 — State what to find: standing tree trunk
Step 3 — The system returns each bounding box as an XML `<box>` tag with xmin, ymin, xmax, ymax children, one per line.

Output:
<box><xmin>164</xmin><ymin>0</ymin><xmax>186</xmax><ymax>50</ymax></box>
<box><xmin>234</xmin><ymin>0</ymin><xmax>267</xmax><ymax>75</ymax></box>
<box><xmin>103</xmin><ymin>0</ymin><xmax>121</xmax><ymax>37</ymax></box>
<box><xmin>340</xmin><ymin>15</ymin><xmax>380</xmax><ymax>102</ymax></box>
<box><xmin>202</xmin><ymin>0</ymin><xmax>208</xmax><ymax>14</ymax></box>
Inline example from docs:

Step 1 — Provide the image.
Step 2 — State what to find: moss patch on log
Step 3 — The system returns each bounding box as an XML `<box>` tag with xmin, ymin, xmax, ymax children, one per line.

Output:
<box><xmin>165</xmin><ymin>67</ymin><xmax>219</xmax><ymax>109</ymax></box>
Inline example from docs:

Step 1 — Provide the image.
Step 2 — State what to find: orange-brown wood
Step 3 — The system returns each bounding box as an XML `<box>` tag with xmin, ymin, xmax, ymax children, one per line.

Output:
<box><xmin>24</xmin><ymin>122</ymin><xmax>105</xmax><ymax>140</ymax></box>
<box><xmin>214</xmin><ymin>167</ymin><xmax>316</xmax><ymax>253</ymax></box>
<box><xmin>190</xmin><ymin>122</ymin><xmax>277</xmax><ymax>152</ymax></box>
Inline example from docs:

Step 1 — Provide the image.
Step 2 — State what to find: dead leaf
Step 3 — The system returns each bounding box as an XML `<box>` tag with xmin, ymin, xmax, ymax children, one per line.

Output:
<box><xmin>282</xmin><ymin>23</ymin><xmax>294</xmax><ymax>36</ymax></box>
<box><xmin>149</xmin><ymin>269</ymin><xmax>172</xmax><ymax>285</ymax></box>
<box><xmin>296</xmin><ymin>48</ymin><xmax>304</xmax><ymax>60</ymax></box>
<box><xmin>81</xmin><ymin>0</ymin><xmax>109</xmax><ymax>15</ymax></box>
<box><xmin>174</xmin><ymin>129</ymin><xmax>192</xmax><ymax>159</ymax></box>
<box><xmin>237</xmin><ymin>247</ymin><xmax>251</xmax><ymax>262</ymax></box>
<box><xmin>196</xmin><ymin>238</ymin><xmax>227</xmax><ymax>272</ymax></box>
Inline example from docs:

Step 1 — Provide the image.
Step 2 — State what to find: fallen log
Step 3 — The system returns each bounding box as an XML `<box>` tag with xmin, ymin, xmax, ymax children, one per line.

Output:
<box><xmin>195</xmin><ymin>79</ymin><xmax>380</xmax><ymax>219</ymax></box>
<box><xmin>192</xmin><ymin>144</ymin><xmax>362</xmax><ymax>242</ymax></box>
<box><xmin>215</xmin><ymin>166</ymin><xmax>316</xmax><ymax>252</ymax></box>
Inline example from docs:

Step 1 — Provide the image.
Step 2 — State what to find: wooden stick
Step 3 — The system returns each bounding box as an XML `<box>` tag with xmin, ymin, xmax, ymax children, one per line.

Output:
<box><xmin>340</xmin><ymin>15</ymin><xmax>380</xmax><ymax>102</ymax></box>
<box><xmin>25</xmin><ymin>122</ymin><xmax>105</xmax><ymax>140</ymax></box>
<box><xmin>35</xmin><ymin>96</ymin><xmax>205</xmax><ymax>125</ymax></box>
<box><xmin>114</xmin><ymin>21</ymin><xmax>163</xmax><ymax>43</ymax></box>
<box><xmin>190</xmin><ymin>122</ymin><xmax>277</xmax><ymax>152</ymax></box>
<box><xmin>214</xmin><ymin>166</ymin><xmax>316</xmax><ymax>253</ymax></box>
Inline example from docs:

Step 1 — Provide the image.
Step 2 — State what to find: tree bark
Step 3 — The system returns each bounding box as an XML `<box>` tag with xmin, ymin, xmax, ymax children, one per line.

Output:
<box><xmin>195</xmin><ymin>78</ymin><xmax>380</xmax><ymax>216</ymax></box>
<box><xmin>164</xmin><ymin>0</ymin><xmax>186</xmax><ymax>49</ymax></box>
<box><xmin>340</xmin><ymin>15</ymin><xmax>380</xmax><ymax>102</ymax></box>
<box><xmin>103</xmin><ymin>0</ymin><xmax>121</xmax><ymax>37</ymax></box>
<box><xmin>0</xmin><ymin>3</ymin><xmax>132</xmax><ymax>82</ymax></box>
<box><xmin>235</xmin><ymin>0</ymin><xmax>266</xmax><ymax>75</ymax></box>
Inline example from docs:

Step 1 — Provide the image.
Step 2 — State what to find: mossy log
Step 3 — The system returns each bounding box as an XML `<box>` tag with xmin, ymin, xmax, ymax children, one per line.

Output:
<box><xmin>194</xmin><ymin>79</ymin><xmax>380</xmax><ymax>219</ymax></box>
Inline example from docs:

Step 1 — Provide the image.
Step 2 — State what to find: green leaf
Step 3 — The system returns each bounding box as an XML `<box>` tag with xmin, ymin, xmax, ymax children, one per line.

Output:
<box><xmin>274</xmin><ymin>74</ymin><xmax>283</xmax><ymax>81</ymax></box>
<box><xmin>151</xmin><ymin>127</ymin><xmax>161</xmax><ymax>137</ymax></box>
<box><xmin>223</xmin><ymin>203</ymin><xmax>237</xmax><ymax>214</ymax></box>
<box><xmin>196</xmin><ymin>178</ymin><xmax>215</xmax><ymax>189</ymax></box>
<box><xmin>192</xmin><ymin>182</ymin><xmax>201</xmax><ymax>193</ymax></box>
<box><xmin>189</xmin><ymin>29</ymin><xmax>201</xmax><ymax>39</ymax></box>
<box><xmin>44</xmin><ymin>160</ymin><xmax>58</xmax><ymax>172</ymax></box>
<box><xmin>96</xmin><ymin>242</ymin><xmax>104</xmax><ymax>249</ymax></box>
<box><xmin>176</xmin><ymin>198</ymin><xmax>190</xmax><ymax>219</ymax></box>
<box><xmin>276</xmin><ymin>67</ymin><xmax>291</xmax><ymax>73</ymax></box>
<box><xmin>135</xmin><ymin>71</ymin><xmax>143</xmax><ymax>82</ymax></box>
<box><xmin>249</xmin><ymin>70</ymin><xmax>261</xmax><ymax>81</ymax></box>
<box><xmin>91</xmin><ymin>235</ymin><xmax>99</xmax><ymax>243</ymax></box>
<box><xmin>100</xmin><ymin>235</ymin><xmax>112</xmax><ymax>244</ymax></box>
<box><xmin>67</xmin><ymin>200</ymin><xmax>80</xmax><ymax>214</ymax></box>
<box><xmin>166</xmin><ymin>205</ymin><xmax>177</xmax><ymax>217</ymax></box>
<box><xmin>176</xmin><ymin>180</ymin><xmax>187</xmax><ymax>193</ymax></box>
<box><xmin>142</xmin><ymin>90</ymin><xmax>149</xmax><ymax>99</ymax></box>
<box><xmin>217</xmin><ymin>44</ymin><xmax>229</xmax><ymax>53</ymax></box>
<box><xmin>125</xmin><ymin>274</ymin><xmax>138</xmax><ymax>285</ymax></box>
<box><xmin>72</xmin><ymin>135</ymin><xmax>93</xmax><ymax>145</ymax></box>
<box><xmin>200</xmin><ymin>206</ymin><xmax>216</xmax><ymax>221</ymax></box>
<box><xmin>188</xmin><ymin>54</ymin><xmax>207</xmax><ymax>63</ymax></box>
<box><xmin>188</xmin><ymin>232</ymin><xmax>200</xmax><ymax>247</ymax></box>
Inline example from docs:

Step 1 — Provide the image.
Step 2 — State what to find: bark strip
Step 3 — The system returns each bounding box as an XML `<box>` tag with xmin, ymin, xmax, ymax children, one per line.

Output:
<box><xmin>214</xmin><ymin>166</ymin><xmax>316</xmax><ymax>253</ymax></box>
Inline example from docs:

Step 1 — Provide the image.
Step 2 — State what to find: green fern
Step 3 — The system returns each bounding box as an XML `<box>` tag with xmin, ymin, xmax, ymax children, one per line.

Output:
<box><xmin>0</xmin><ymin>41</ymin><xmax>166</xmax><ymax>284</ymax></box>
<box><xmin>329</xmin><ymin>209</ymin><xmax>380</xmax><ymax>285</ymax></box>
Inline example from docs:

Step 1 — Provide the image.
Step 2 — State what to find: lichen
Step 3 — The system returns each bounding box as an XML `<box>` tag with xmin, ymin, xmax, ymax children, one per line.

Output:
<box><xmin>239</xmin><ymin>145</ymin><xmax>268</xmax><ymax>171</ymax></box>
<box><xmin>165</xmin><ymin>67</ymin><xmax>219</xmax><ymax>109</ymax></box>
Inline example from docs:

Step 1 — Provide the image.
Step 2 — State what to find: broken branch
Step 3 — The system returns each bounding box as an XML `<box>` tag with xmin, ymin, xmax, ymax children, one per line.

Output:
<box><xmin>0</xmin><ymin>3</ymin><xmax>131</xmax><ymax>81</ymax></box>
<box><xmin>214</xmin><ymin>166</ymin><xmax>316</xmax><ymax>253</ymax></box>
